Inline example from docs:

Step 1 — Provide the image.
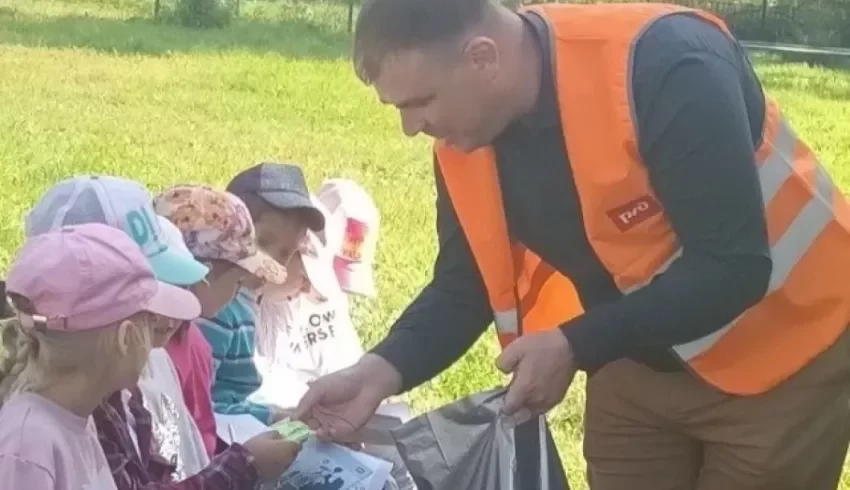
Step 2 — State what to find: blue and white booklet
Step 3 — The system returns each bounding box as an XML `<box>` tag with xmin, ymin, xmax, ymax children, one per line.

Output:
<box><xmin>260</xmin><ymin>437</ymin><xmax>393</xmax><ymax>490</ymax></box>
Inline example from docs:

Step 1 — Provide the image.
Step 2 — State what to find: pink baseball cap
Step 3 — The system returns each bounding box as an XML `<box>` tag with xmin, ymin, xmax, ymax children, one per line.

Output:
<box><xmin>6</xmin><ymin>223</ymin><xmax>201</xmax><ymax>331</ymax></box>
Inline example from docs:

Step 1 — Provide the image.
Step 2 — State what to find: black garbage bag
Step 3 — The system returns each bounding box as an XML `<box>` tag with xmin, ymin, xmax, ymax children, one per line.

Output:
<box><xmin>388</xmin><ymin>388</ymin><xmax>570</xmax><ymax>490</ymax></box>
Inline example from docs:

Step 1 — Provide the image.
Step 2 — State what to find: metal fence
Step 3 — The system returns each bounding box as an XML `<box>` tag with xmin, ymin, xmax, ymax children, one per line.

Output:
<box><xmin>523</xmin><ymin>0</ymin><xmax>850</xmax><ymax>47</ymax></box>
<box><xmin>170</xmin><ymin>0</ymin><xmax>850</xmax><ymax>49</ymax></box>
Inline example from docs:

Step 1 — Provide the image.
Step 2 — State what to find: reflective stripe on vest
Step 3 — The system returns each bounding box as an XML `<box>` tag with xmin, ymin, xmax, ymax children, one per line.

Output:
<box><xmin>494</xmin><ymin>308</ymin><xmax>520</xmax><ymax>339</ymax></box>
<box><xmin>617</xmin><ymin>114</ymin><xmax>841</xmax><ymax>361</ymax></box>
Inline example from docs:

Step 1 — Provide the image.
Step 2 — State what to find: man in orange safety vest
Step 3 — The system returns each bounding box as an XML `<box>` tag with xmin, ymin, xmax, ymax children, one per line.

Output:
<box><xmin>296</xmin><ymin>1</ymin><xmax>850</xmax><ymax>489</ymax></box>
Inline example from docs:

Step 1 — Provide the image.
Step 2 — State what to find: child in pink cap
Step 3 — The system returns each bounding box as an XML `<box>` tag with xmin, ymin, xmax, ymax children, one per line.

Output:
<box><xmin>22</xmin><ymin>174</ymin><xmax>215</xmax><ymax>477</ymax></box>
<box><xmin>80</xmin><ymin>186</ymin><xmax>300</xmax><ymax>490</ymax></box>
<box><xmin>0</xmin><ymin>223</ymin><xmax>201</xmax><ymax>490</ymax></box>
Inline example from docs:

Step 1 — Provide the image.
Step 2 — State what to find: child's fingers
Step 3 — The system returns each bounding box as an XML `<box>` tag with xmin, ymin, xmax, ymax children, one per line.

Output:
<box><xmin>256</xmin><ymin>430</ymin><xmax>284</xmax><ymax>441</ymax></box>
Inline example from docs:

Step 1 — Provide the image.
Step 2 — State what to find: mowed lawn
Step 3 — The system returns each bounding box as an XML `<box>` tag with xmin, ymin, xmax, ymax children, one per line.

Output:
<box><xmin>1</xmin><ymin>0</ymin><xmax>850</xmax><ymax>488</ymax></box>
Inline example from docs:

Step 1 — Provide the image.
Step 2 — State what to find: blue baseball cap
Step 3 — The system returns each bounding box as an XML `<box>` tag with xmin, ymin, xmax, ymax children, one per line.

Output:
<box><xmin>25</xmin><ymin>175</ymin><xmax>210</xmax><ymax>286</ymax></box>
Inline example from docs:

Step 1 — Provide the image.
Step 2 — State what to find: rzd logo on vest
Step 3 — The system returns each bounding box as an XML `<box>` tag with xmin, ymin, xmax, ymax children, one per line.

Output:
<box><xmin>607</xmin><ymin>195</ymin><xmax>662</xmax><ymax>232</ymax></box>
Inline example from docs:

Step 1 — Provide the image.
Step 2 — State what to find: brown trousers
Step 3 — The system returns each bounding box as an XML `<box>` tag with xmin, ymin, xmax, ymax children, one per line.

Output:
<box><xmin>584</xmin><ymin>330</ymin><xmax>850</xmax><ymax>490</ymax></box>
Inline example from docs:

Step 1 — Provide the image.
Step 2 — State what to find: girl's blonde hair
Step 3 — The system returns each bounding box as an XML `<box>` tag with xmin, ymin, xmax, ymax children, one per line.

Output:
<box><xmin>0</xmin><ymin>294</ymin><xmax>154</xmax><ymax>403</ymax></box>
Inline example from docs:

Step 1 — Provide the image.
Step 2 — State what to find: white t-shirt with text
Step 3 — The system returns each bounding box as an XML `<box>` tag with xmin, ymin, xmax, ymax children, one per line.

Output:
<box><xmin>251</xmin><ymin>285</ymin><xmax>364</xmax><ymax>409</ymax></box>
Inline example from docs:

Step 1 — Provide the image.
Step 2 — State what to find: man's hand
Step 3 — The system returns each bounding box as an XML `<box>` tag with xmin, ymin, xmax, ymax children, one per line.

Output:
<box><xmin>294</xmin><ymin>354</ymin><xmax>403</xmax><ymax>441</ymax></box>
<box><xmin>496</xmin><ymin>329</ymin><xmax>577</xmax><ymax>416</ymax></box>
<box><xmin>268</xmin><ymin>405</ymin><xmax>295</xmax><ymax>424</ymax></box>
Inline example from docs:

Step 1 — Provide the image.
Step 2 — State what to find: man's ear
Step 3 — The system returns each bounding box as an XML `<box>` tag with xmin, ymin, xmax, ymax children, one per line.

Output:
<box><xmin>462</xmin><ymin>36</ymin><xmax>500</xmax><ymax>80</ymax></box>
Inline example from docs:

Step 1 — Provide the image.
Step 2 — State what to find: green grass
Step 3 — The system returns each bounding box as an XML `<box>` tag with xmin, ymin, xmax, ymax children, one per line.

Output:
<box><xmin>1</xmin><ymin>1</ymin><xmax>849</xmax><ymax>488</ymax></box>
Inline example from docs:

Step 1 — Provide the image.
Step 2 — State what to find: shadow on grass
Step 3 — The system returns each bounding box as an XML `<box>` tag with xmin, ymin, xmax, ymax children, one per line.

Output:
<box><xmin>0</xmin><ymin>9</ymin><xmax>350</xmax><ymax>59</ymax></box>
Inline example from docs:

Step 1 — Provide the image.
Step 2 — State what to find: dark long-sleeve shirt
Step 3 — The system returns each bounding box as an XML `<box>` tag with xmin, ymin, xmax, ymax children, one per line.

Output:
<box><xmin>372</xmin><ymin>12</ymin><xmax>773</xmax><ymax>391</ymax></box>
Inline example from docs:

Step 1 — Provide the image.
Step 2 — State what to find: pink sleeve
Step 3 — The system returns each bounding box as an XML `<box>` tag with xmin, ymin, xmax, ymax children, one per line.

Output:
<box><xmin>165</xmin><ymin>324</ymin><xmax>219</xmax><ymax>458</ymax></box>
<box><xmin>0</xmin><ymin>456</ymin><xmax>55</xmax><ymax>488</ymax></box>
<box><xmin>187</xmin><ymin>325</ymin><xmax>218</xmax><ymax>457</ymax></box>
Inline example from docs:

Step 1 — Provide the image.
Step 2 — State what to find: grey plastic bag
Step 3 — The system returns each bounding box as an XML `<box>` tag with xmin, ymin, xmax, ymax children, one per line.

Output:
<box><xmin>389</xmin><ymin>388</ymin><xmax>555</xmax><ymax>490</ymax></box>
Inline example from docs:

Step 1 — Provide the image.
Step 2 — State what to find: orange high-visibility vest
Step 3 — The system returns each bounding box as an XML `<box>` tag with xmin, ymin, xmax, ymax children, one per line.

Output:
<box><xmin>436</xmin><ymin>3</ymin><xmax>850</xmax><ymax>396</ymax></box>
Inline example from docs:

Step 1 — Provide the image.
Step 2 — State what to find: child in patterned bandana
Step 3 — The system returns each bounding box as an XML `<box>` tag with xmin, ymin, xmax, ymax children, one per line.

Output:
<box><xmin>153</xmin><ymin>185</ymin><xmax>290</xmax><ymax>427</ymax></box>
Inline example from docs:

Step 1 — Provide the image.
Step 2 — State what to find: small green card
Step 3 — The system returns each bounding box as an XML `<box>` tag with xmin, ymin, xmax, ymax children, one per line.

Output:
<box><xmin>272</xmin><ymin>418</ymin><xmax>314</xmax><ymax>443</ymax></box>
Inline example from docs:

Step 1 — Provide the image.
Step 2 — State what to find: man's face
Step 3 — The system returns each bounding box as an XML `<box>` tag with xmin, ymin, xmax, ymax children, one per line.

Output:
<box><xmin>373</xmin><ymin>40</ymin><xmax>504</xmax><ymax>152</ymax></box>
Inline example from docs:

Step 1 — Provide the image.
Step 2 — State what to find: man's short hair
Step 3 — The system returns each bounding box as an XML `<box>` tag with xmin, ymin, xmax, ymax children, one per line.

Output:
<box><xmin>353</xmin><ymin>0</ymin><xmax>492</xmax><ymax>84</ymax></box>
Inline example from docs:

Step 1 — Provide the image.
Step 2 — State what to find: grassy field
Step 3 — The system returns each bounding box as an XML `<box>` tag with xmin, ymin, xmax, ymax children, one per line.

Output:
<box><xmin>1</xmin><ymin>0</ymin><xmax>849</xmax><ymax>487</ymax></box>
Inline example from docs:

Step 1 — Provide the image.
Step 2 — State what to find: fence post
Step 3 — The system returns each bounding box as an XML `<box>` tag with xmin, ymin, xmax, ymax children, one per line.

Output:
<box><xmin>348</xmin><ymin>0</ymin><xmax>354</xmax><ymax>33</ymax></box>
<box><xmin>760</xmin><ymin>0</ymin><xmax>768</xmax><ymax>37</ymax></box>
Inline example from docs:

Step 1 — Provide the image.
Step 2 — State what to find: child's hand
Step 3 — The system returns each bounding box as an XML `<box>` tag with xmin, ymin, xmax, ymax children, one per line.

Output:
<box><xmin>243</xmin><ymin>431</ymin><xmax>302</xmax><ymax>480</ymax></box>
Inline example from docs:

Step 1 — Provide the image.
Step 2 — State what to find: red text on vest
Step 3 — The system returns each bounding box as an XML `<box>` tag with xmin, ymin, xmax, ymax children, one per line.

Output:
<box><xmin>607</xmin><ymin>195</ymin><xmax>662</xmax><ymax>231</ymax></box>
